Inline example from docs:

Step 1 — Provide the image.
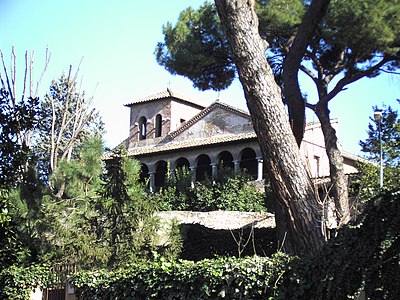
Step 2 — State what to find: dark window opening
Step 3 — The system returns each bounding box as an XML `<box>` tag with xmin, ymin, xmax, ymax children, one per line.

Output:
<box><xmin>155</xmin><ymin>114</ymin><xmax>162</xmax><ymax>137</ymax></box>
<box><xmin>240</xmin><ymin>148</ymin><xmax>257</xmax><ymax>179</ymax></box>
<box><xmin>196</xmin><ymin>154</ymin><xmax>212</xmax><ymax>182</ymax></box>
<box><xmin>139</xmin><ymin>116</ymin><xmax>147</xmax><ymax>140</ymax></box>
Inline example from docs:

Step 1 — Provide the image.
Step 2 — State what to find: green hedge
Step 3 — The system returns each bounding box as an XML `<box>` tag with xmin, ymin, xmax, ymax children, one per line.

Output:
<box><xmin>70</xmin><ymin>190</ymin><xmax>400</xmax><ymax>300</ymax></box>
<box><xmin>2</xmin><ymin>191</ymin><xmax>398</xmax><ymax>299</ymax></box>
<box><xmin>0</xmin><ymin>264</ymin><xmax>50</xmax><ymax>300</ymax></box>
<box><xmin>70</xmin><ymin>254</ymin><xmax>292</xmax><ymax>300</ymax></box>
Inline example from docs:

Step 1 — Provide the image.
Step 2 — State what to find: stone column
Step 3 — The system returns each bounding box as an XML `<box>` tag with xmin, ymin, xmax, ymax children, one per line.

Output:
<box><xmin>233</xmin><ymin>160</ymin><xmax>240</xmax><ymax>175</ymax></box>
<box><xmin>149</xmin><ymin>171</ymin><xmax>155</xmax><ymax>192</ymax></box>
<box><xmin>256</xmin><ymin>157</ymin><xmax>263</xmax><ymax>181</ymax></box>
<box><xmin>169</xmin><ymin>163</ymin><xmax>175</xmax><ymax>181</ymax></box>
<box><xmin>211</xmin><ymin>163</ymin><xmax>218</xmax><ymax>182</ymax></box>
<box><xmin>189</xmin><ymin>166</ymin><xmax>196</xmax><ymax>187</ymax></box>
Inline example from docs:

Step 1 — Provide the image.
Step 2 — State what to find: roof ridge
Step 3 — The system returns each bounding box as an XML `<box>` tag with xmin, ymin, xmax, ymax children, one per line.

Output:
<box><xmin>124</xmin><ymin>132</ymin><xmax>257</xmax><ymax>157</ymax></box>
<box><xmin>124</xmin><ymin>88</ymin><xmax>205</xmax><ymax>108</ymax></box>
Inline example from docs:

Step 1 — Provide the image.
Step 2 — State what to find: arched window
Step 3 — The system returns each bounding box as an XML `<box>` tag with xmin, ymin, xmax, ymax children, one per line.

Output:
<box><xmin>196</xmin><ymin>154</ymin><xmax>212</xmax><ymax>182</ymax></box>
<box><xmin>139</xmin><ymin>164</ymin><xmax>149</xmax><ymax>185</ymax></box>
<box><xmin>218</xmin><ymin>151</ymin><xmax>234</xmax><ymax>171</ymax></box>
<box><xmin>138</xmin><ymin>116</ymin><xmax>147</xmax><ymax>140</ymax></box>
<box><xmin>175</xmin><ymin>157</ymin><xmax>190</xmax><ymax>170</ymax></box>
<box><xmin>155</xmin><ymin>160</ymin><xmax>168</xmax><ymax>189</ymax></box>
<box><xmin>155</xmin><ymin>114</ymin><xmax>162</xmax><ymax>137</ymax></box>
<box><xmin>217</xmin><ymin>151</ymin><xmax>235</xmax><ymax>179</ymax></box>
<box><xmin>240</xmin><ymin>148</ymin><xmax>257</xmax><ymax>179</ymax></box>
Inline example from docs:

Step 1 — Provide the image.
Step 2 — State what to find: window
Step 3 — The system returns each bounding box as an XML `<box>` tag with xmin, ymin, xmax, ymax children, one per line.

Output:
<box><xmin>155</xmin><ymin>114</ymin><xmax>162</xmax><ymax>137</ymax></box>
<box><xmin>138</xmin><ymin>116</ymin><xmax>147</xmax><ymax>140</ymax></box>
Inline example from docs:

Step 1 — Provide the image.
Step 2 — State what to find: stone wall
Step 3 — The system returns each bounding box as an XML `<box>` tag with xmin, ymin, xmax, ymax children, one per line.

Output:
<box><xmin>157</xmin><ymin>211</ymin><xmax>277</xmax><ymax>261</ymax></box>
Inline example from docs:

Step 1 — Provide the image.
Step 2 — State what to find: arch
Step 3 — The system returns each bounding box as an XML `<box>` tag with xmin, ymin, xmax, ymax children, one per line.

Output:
<box><xmin>155</xmin><ymin>114</ymin><xmax>162</xmax><ymax>137</ymax></box>
<box><xmin>218</xmin><ymin>151</ymin><xmax>234</xmax><ymax>171</ymax></box>
<box><xmin>139</xmin><ymin>163</ymin><xmax>149</xmax><ymax>184</ymax></box>
<box><xmin>196</xmin><ymin>154</ymin><xmax>212</xmax><ymax>182</ymax></box>
<box><xmin>240</xmin><ymin>147</ymin><xmax>257</xmax><ymax>179</ymax></box>
<box><xmin>155</xmin><ymin>160</ymin><xmax>168</xmax><ymax>189</ymax></box>
<box><xmin>175</xmin><ymin>157</ymin><xmax>190</xmax><ymax>170</ymax></box>
<box><xmin>138</xmin><ymin>116</ymin><xmax>147</xmax><ymax>140</ymax></box>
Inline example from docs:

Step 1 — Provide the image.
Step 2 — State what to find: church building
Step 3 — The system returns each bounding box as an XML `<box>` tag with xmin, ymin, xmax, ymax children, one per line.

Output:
<box><xmin>120</xmin><ymin>88</ymin><xmax>362</xmax><ymax>191</ymax></box>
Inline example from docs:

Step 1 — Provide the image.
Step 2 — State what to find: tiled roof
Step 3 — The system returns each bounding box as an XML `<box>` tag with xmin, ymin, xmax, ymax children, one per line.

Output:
<box><xmin>305</xmin><ymin>119</ymin><xmax>338</xmax><ymax>130</ymax></box>
<box><xmin>124</xmin><ymin>88</ymin><xmax>205</xmax><ymax>108</ymax></box>
<box><xmin>125</xmin><ymin>132</ymin><xmax>257</xmax><ymax>157</ymax></box>
<box><xmin>341</xmin><ymin>150</ymin><xmax>370</xmax><ymax>164</ymax></box>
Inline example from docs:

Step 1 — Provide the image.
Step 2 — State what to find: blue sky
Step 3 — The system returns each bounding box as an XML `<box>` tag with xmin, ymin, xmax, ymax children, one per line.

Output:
<box><xmin>1</xmin><ymin>0</ymin><xmax>399</xmax><ymax>154</ymax></box>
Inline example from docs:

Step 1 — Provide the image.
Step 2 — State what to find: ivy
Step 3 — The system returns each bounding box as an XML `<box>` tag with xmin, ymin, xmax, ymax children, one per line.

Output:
<box><xmin>0</xmin><ymin>264</ymin><xmax>50</xmax><ymax>300</ymax></box>
<box><xmin>71</xmin><ymin>254</ymin><xmax>293</xmax><ymax>300</ymax></box>
<box><xmin>70</xmin><ymin>190</ymin><xmax>400</xmax><ymax>299</ymax></box>
<box><xmin>280</xmin><ymin>189</ymin><xmax>400</xmax><ymax>299</ymax></box>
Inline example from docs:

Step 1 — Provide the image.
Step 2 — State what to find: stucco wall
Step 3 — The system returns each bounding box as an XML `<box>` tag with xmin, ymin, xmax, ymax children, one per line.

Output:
<box><xmin>172</xmin><ymin>107</ymin><xmax>254</xmax><ymax>142</ymax></box>
<box><xmin>170</xmin><ymin>100</ymin><xmax>203</xmax><ymax>132</ymax></box>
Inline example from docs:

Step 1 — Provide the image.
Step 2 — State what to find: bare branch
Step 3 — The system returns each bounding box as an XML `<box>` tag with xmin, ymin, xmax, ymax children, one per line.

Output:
<box><xmin>11</xmin><ymin>46</ymin><xmax>16</xmax><ymax>105</ymax></box>
<box><xmin>33</xmin><ymin>47</ymin><xmax>51</xmax><ymax>98</ymax></box>
<box><xmin>300</xmin><ymin>64</ymin><xmax>317</xmax><ymax>82</ymax></box>
<box><xmin>326</xmin><ymin>56</ymin><xmax>393</xmax><ymax>102</ymax></box>
<box><xmin>22</xmin><ymin>51</ymin><xmax>28</xmax><ymax>103</ymax></box>
<box><xmin>0</xmin><ymin>49</ymin><xmax>14</xmax><ymax>101</ymax></box>
<box><xmin>381</xmin><ymin>69</ymin><xmax>400</xmax><ymax>75</ymax></box>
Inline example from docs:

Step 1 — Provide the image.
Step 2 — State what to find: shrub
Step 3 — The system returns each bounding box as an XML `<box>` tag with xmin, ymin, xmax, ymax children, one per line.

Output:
<box><xmin>0</xmin><ymin>264</ymin><xmax>50</xmax><ymax>300</ymax></box>
<box><xmin>71</xmin><ymin>253</ymin><xmax>292</xmax><ymax>300</ymax></box>
<box><xmin>155</xmin><ymin>169</ymin><xmax>266</xmax><ymax>212</ymax></box>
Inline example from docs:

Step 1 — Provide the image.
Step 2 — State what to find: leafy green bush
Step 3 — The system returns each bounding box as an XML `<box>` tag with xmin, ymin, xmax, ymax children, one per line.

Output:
<box><xmin>280</xmin><ymin>189</ymin><xmax>400</xmax><ymax>299</ymax></box>
<box><xmin>71</xmin><ymin>190</ymin><xmax>400</xmax><ymax>300</ymax></box>
<box><xmin>0</xmin><ymin>264</ymin><xmax>50</xmax><ymax>300</ymax></box>
<box><xmin>155</xmin><ymin>168</ymin><xmax>266</xmax><ymax>212</ymax></box>
<box><xmin>71</xmin><ymin>253</ymin><xmax>292</xmax><ymax>300</ymax></box>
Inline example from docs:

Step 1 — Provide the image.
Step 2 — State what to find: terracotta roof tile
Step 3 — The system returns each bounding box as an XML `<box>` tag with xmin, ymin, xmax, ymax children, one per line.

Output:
<box><xmin>125</xmin><ymin>132</ymin><xmax>257</xmax><ymax>157</ymax></box>
<box><xmin>124</xmin><ymin>88</ymin><xmax>205</xmax><ymax>108</ymax></box>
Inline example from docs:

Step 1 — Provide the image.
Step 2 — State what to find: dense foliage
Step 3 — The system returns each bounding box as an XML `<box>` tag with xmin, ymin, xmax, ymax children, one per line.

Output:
<box><xmin>69</xmin><ymin>189</ymin><xmax>400</xmax><ymax>299</ymax></box>
<box><xmin>0</xmin><ymin>264</ymin><xmax>50</xmax><ymax>300</ymax></box>
<box><xmin>155</xmin><ymin>2</ymin><xmax>235</xmax><ymax>91</ymax></box>
<box><xmin>351</xmin><ymin>102</ymin><xmax>400</xmax><ymax>202</ymax></box>
<box><xmin>71</xmin><ymin>254</ymin><xmax>292</xmax><ymax>300</ymax></box>
<box><xmin>155</xmin><ymin>167</ymin><xmax>266</xmax><ymax>212</ymax></box>
<box><xmin>3</xmin><ymin>187</ymin><xmax>398</xmax><ymax>300</ymax></box>
<box><xmin>156</xmin><ymin>0</ymin><xmax>399</xmax><ymax>92</ymax></box>
<box><xmin>0</xmin><ymin>189</ymin><xmax>26</xmax><ymax>268</ymax></box>
<box><xmin>0</xmin><ymin>88</ymin><xmax>39</xmax><ymax>187</ymax></box>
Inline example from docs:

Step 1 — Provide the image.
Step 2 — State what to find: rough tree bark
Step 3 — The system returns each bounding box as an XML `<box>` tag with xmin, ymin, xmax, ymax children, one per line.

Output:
<box><xmin>306</xmin><ymin>56</ymin><xmax>394</xmax><ymax>226</ymax></box>
<box><xmin>282</xmin><ymin>0</ymin><xmax>331</xmax><ymax>146</ymax></box>
<box><xmin>215</xmin><ymin>0</ymin><xmax>326</xmax><ymax>256</ymax></box>
<box><xmin>280</xmin><ymin>0</ymin><xmax>351</xmax><ymax>226</ymax></box>
<box><xmin>314</xmin><ymin>101</ymin><xmax>350</xmax><ymax>225</ymax></box>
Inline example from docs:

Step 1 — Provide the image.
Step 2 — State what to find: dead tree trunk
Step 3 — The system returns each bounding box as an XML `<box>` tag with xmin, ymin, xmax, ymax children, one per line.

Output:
<box><xmin>215</xmin><ymin>0</ymin><xmax>326</xmax><ymax>256</ymax></box>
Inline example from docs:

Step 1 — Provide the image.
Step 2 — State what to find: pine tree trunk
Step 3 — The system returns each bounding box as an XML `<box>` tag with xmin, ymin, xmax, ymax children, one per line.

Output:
<box><xmin>282</xmin><ymin>0</ymin><xmax>330</xmax><ymax>146</ymax></box>
<box><xmin>315</xmin><ymin>102</ymin><xmax>351</xmax><ymax>226</ymax></box>
<box><xmin>215</xmin><ymin>0</ymin><xmax>326</xmax><ymax>256</ymax></box>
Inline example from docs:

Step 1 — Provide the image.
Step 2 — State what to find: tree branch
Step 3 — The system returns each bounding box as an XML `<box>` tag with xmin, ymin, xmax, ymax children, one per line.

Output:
<box><xmin>282</xmin><ymin>0</ymin><xmax>331</xmax><ymax>145</ymax></box>
<box><xmin>326</xmin><ymin>55</ymin><xmax>394</xmax><ymax>102</ymax></box>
